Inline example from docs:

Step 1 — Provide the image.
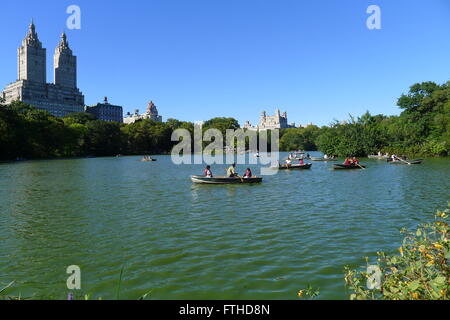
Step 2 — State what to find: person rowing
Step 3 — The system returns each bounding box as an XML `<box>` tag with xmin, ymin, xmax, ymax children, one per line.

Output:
<box><xmin>351</xmin><ymin>157</ymin><xmax>360</xmax><ymax>165</ymax></box>
<box><xmin>203</xmin><ymin>165</ymin><xmax>213</xmax><ymax>178</ymax></box>
<box><xmin>227</xmin><ymin>163</ymin><xmax>238</xmax><ymax>177</ymax></box>
<box><xmin>343</xmin><ymin>157</ymin><xmax>352</xmax><ymax>165</ymax></box>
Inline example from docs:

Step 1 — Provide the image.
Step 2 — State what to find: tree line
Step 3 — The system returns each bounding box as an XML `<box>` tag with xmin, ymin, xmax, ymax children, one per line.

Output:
<box><xmin>280</xmin><ymin>81</ymin><xmax>449</xmax><ymax>157</ymax></box>
<box><xmin>0</xmin><ymin>81</ymin><xmax>448</xmax><ymax>161</ymax></box>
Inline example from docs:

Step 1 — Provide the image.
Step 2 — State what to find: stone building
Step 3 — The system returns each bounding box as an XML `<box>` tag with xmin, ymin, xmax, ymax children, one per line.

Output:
<box><xmin>259</xmin><ymin>109</ymin><xmax>290</xmax><ymax>130</ymax></box>
<box><xmin>123</xmin><ymin>101</ymin><xmax>163</xmax><ymax>124</ymax></box>
<box><xmin>2</xmin><ymin>22</ymin><xmax>85</xmax><ymax>117</ymax></box>
<box><xmin>86</xmin><ymin>97</ymin><xmax>123</xmax><ymax>123</ymax></box>
<box><xmin>244</xmin><ymin>109</ymin><xmax>293</xmax><ymax>131</ymax></box>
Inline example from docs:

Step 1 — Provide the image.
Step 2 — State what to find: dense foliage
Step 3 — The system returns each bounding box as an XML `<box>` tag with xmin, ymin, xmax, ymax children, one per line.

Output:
<box><xmin>344</xmin><ymin>205</ymin><xmax>449</xmax><ymax>300</ymax></box>
<box><xmin>1</xmin><ymin>81</ymin><xmax>448</xmax><ymax>160</ymax></box>
<box><xmin>313</xmin><ymin>81</ymin><xmax>450</xmax><ymax>157</ymax></box>
<box><xmin>0</xmin><ymin>101</ymin><xmax>193</xmax><ymax>160</ymax></box>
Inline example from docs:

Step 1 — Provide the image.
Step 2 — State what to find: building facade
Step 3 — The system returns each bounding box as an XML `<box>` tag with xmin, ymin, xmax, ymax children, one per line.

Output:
<box><xmin>86</xmin><ymin>97</ymin><xmax>123</xmax><ymax>123</ymax></box>
<box><xmin>2</xmin><ymin>22</ymin><xmax>85</xmax><ymax>117</ymax></box>
<box><xmin>123</xmin><ymin>101</ymin><xmax>163</xmax><ymax>124</ymax></box>
<box><xmin>244</xmin><ymin>109</ymin><xmax>293</xmax><ymax>131</ymax></box>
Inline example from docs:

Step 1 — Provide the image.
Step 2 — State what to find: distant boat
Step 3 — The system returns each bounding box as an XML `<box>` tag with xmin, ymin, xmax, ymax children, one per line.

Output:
<box><xmin>191</xmin><ymin>176</ymin><xmax>263</xmax><ymax>184</ymax></box>
<box><xmin>368</xmin><ymin>155</ymin><xmax>389</xmax><ymax>160</ymax></box>
<box><xmin>333</xmin><ymin>164</ymin><xmax>366</xmax><ymax>170</ymax></box>
<box><xmin>141</xmin><ymin>157</ymin><xmax>157</xmax><ymax>162</ymax></box>
<box><xmin>276</xmin><ymin>163</ymin><xmax>312</xmax><ymax>170</ymax></box>
<box><xmin>387</xmin><ymin>159</ymin><xmax>423</xmax><ymax>165</ymax></box>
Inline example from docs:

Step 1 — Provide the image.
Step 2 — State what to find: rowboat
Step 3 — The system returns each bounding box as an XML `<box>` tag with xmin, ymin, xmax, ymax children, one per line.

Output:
<box><xmin>276</xmin><ymin>163</ymin><xmax>312</xmax><ymax>170</ymax></box>
<box><xmin>333</xmin><ymin>164</ymin><xmax>366</xmax><ymax>170</ymax></box>
<box><xmin>191</xmin><ymin>175</ymin><xmax>263</xmax><ymax>184</ymax></box>
<box><xmin>368</xmin><ymin>155</ymin><xmax>389</xmax><ymax>160</ymax></box>
<box><xmin>310</xmin><ymin>157</ymin><xmax>338</xmax><ymax>162</ymax></box>
<box><xmin>388</xmin><ymin>159</ymin><xmax>423</xmax><ymax>165</ymax></box>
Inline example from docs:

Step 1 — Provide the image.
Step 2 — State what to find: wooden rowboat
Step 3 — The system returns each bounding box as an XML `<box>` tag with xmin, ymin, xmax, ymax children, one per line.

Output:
<box><xmin>368</xmin><ymin>155</ymin><xmax>389</xmax><ymax>160</ymax></box>
<box><xmin>191</xmin><ymin>175</ymin><xmax>263</xmax><ymax>184</ymax></box>
<box><xmin>333</xmin><ymin>164</ymin><xmax>366</xmax><ymax>170</ymax></box>
<box><xmin>387</xmin><ymin>159</ymin><xmax>423</xmax><ymax>165</ymax></box>
<box><xmin>276</xmin><ymin>163</ymin><xmax>312</xmax><ymax>170</ymax></box>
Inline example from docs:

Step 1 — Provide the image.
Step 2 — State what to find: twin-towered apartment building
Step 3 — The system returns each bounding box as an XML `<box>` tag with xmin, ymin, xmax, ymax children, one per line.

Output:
<box><xmin>2</xmin><ymin>21</ymin><xmax>87</xmax><ymax>118</ymax></box>
<box><xmin>1</xmin><ymin>22</ymin><xmax>149</xmax><ymax>123</ymax></box>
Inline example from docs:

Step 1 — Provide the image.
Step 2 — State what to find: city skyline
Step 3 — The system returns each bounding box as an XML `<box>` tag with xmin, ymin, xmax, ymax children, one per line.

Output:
<box><xmin>0</xmin><ymin>0</ymin><xmax>449</xmax><ymax>126</ymax></box>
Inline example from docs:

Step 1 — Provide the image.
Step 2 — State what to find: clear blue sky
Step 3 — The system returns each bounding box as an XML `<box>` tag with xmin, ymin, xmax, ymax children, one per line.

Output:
<box><xmin>1</xmin><ymin>0</ymin><xmax>449</xmax><ymax>126</ymax></box>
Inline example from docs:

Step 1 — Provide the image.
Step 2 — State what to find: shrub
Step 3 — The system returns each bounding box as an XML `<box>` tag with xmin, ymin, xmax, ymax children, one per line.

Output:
<box><xmin>344</xmin><ymin>205</ymin><xmax>449</xmax><ymax>300</ymax></box>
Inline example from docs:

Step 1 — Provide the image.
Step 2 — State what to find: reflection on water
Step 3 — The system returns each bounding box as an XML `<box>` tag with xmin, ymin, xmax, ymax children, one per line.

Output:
<box><xmin>0</xmin><ymin>155</ymin><xmax>449</xmax><ymax>299</ymax></box>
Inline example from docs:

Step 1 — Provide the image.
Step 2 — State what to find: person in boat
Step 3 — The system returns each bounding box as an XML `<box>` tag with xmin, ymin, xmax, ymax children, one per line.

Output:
<box><xmin>352</xmin><ymin>157</ymin><xmax>360</xmax><ymax>165</ymax></box>
<box><xmin>343</xmin><ymin>157</ymin><xmax>352</xmax><ymax>165</ymax></box>
<box><xmin>285</xmin><ymin>158</ymin><xmax>292</xmax><ymax>167</ymax></box>
<box><xmin>203</xmin><ymin>165</ymin><xmax>213</xmax><ymax>178</ymax></box>
<box><xmin>227</xmin><ymin>163</ymin><xmax>238</xmax><ymax>177</ymax></box>
<box><xmin>243</xmin><ymin>168</ymin><xmax>252</xmax><ymax>178</ymax></box>
<box><xmin>299</xmin><ymin>158</ymin><xmax>305</xmax><ymax>165</ymax></box>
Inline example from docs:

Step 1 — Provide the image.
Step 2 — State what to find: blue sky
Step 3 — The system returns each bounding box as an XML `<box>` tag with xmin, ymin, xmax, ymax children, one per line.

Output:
<box><xmin>1</xmin><ymin>0</ymin><xmax>449</xmax><ymax>126</ymax></box>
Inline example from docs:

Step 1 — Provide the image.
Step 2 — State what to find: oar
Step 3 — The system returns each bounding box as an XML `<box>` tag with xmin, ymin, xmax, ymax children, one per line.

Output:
<box><xmin>224</xmin><ymin>168</ymin><xmax>244</xmax><ymax>182</ymax></box>
<box><xmin>356</xmin><ymin>163</ymin><xmax>366</xmax><ymax>170</ymax></box>
<box><xmin>397</xmin><ymin>157</ymin><xmax>412</xmax><ymax>165</ymax></box>
<box><xmin>349</xmin><ymin>157</ymin><xmax>365</xmax><ymax>169</ymax></box>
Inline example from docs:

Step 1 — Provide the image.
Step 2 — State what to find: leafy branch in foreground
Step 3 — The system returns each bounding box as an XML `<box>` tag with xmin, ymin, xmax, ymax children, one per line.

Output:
<box><xmin>297</xmin><ymin>285</ymin><xmax>320</xmax><ymax>300</ymax></box>
<box><xmin>345</xmin><ymin>205</ymin><xmax>449</xmax><ymax>300</ymax></box>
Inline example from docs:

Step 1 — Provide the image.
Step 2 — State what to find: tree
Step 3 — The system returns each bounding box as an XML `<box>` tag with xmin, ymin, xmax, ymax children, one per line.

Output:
<box><xmin>279</xmin><ymin>126</ymin><xmax>320</xmax><ymax>151</ymax></box>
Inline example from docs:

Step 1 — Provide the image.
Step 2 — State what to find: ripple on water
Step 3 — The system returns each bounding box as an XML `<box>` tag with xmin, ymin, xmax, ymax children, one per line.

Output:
<box><xmin>0</xmin><ymin>155</ymin><xmax>448</xmax><ymax>299</ymax></box>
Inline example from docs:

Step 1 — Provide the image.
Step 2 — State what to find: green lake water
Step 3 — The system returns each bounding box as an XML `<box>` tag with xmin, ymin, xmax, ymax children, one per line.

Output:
<box><xmin>0</xmin><ymin>154</ymin><xmax>449</xmax><ymax>299</ymax></box>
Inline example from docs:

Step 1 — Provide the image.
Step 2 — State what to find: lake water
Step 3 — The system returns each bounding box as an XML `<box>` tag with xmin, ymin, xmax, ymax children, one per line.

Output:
<box><xmin>0</xmin><ymin>154</ymin><xmax>448</xmax><ymax>299</ymax></box>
